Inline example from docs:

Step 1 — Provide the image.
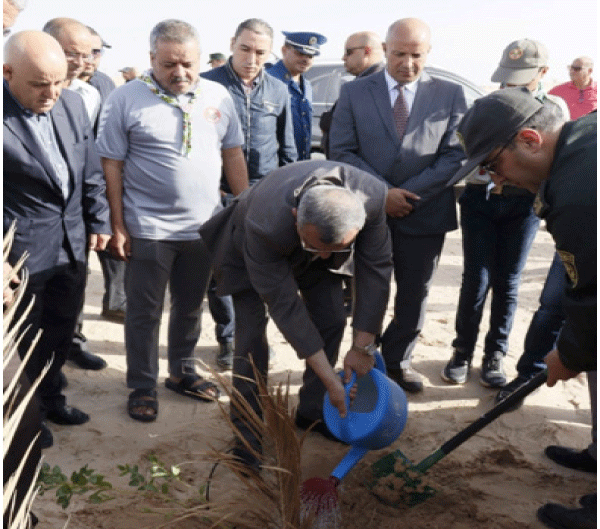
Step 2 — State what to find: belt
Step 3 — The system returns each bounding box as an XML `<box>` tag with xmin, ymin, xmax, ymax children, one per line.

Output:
<box><xmin>466</xmin><ymin>183</ymin><xmax>533</xmax><ymax>197</ymax></box>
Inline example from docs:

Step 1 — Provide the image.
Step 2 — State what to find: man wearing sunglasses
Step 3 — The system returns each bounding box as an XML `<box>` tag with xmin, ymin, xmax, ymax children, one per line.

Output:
<box><xmin>200</xmin><ymin>160</ymin><xmax>393</xmax><ymax>471</ymax></box>
<box><xmin>549</xmin><ymin>57</ymin><xmax>597</xmax><ymax>120</ymax></box>
<box><xmin>452</xmin><ymin>88</ymin><xmax>596</xmax><ymax>529</ymax></box>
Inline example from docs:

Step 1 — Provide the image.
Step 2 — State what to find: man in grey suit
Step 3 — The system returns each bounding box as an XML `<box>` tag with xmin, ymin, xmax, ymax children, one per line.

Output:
<box><xmin>4</xmin><ymin>31</ymin><xmax>111</xmax><ymax>444</ymax></box>
<box><xmin>200</xmin><ymin>160</ymin><xmax>393</xmax><ymax>470</ymax></box>
<box><xmin>329</xmin><ymin>18</ymin><xmax>467</xmax><ymax>393</ymax></box>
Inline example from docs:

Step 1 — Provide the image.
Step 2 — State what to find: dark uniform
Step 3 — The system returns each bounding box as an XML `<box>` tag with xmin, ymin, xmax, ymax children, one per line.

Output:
<box><xmin>267</xmin><ymin>31</ymin><xmax>327</xmax><ymax>160</ymax></box>
<box><xmin>534</xmin><ymin>111</ymin><xmax>597</xmax><ymax>372</ymax></box>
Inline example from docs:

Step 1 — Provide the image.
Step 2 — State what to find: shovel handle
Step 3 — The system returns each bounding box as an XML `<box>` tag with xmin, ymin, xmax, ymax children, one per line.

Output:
<box><xmin>417</xmin><ymin>369</ymin><xmax>547</xmax><ymax>473</ymax></box>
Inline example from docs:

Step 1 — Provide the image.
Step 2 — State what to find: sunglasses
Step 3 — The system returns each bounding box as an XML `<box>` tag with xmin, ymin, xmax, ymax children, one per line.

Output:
<box><xmin>480</xmin><ymin>133</ymin><xmax>517</xmax><ymax>176</ymax></box>
<box><xmin>569</xmin><ymin>65</ymin><xmax>583</xmax><ymax>71</ymax></box>
<box><xmin>300</xmin><ymin>239</ymin><xmax>355</xmax><ymax>255</ymax></box>
<box><xmin>344</xmin><ymin>46</ymin><xmax>365</xmax><ymax>57</ymax></box>
<box><xmin>92</xmin><ymin>48</ymin><xmax>104</xmax><ymax>57</ymax></box>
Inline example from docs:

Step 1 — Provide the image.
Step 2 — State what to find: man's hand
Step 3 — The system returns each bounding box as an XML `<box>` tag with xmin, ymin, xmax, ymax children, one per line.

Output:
<box><xmin>88</xmin><ymin>233</ymin><xmax>111</xmax><ymax>252</ymax></box>
<box><xmin>343</xmin><ymin>348</ymin><xmax>375</xmax><ymax>384</ymax></box>
<box><xmin>386</xmin><ymin>188</ymin><xmax>421</xmax><ymax>218</ymax></box>
<box><xmin>109</xmin><ymin>225</ymin><xmax>131</xmax><ymax>261</ymax></box>
<box><xmin>3</xmin><ymin>261</ymin><xmax>19</xmax><ymax>306</ymax></box>
<box><xmin>544</xmin><ymin>349</ymin><xmax>579</xmax><ymax>387</ymax></box>
<box><xmin>307</xmin><ymin>349</ymin><xmax>348</xmax><ymax>418</ymax></box>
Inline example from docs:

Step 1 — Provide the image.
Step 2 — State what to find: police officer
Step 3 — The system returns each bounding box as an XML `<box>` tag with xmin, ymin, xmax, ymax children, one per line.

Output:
<box><xmin>268</xmin><ymin>31</ymin><xmax>327</xmax><ymax>160</ymax></box>
<box><xmin>452</xmin><ymin>88</ymin><xmax>596</xmax><ymax>529</ymax></box>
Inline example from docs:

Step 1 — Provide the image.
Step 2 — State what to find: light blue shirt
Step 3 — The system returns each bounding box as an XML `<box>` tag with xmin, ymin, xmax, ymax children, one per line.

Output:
<box><xmin>4</xmin><ymin>80</ymin><xmax>71</xmax><ymax>199</ymax></box>
<box><xmin>384</xmin><ymin>69</ymin><xmax>419</xmax><ymax>113</ymax></box>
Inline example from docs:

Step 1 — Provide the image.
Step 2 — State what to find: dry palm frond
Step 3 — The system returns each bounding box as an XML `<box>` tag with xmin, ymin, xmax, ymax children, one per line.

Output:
<box><xmin>3</xmin><ymin>226</ymin><xmax>46</xmax><ymax>529</ymax></box>
<box><xmin>157</xmin><ymin>359</ymin><xmax>315</xmax><ymax>529</ymax></box>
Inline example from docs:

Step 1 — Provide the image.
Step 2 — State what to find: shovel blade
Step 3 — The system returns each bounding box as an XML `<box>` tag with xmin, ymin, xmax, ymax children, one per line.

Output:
<box><xmin>367</xmin><ymin>449</ymin><xmax>436</xmax><ymax>506</ymax></box>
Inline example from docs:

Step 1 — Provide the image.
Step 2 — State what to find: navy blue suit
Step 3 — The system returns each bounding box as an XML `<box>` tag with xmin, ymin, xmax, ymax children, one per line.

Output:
<box><xmin>3</xmin><ymin>85</ymin><xmax>110</xmax><ymax>412</ymax></box>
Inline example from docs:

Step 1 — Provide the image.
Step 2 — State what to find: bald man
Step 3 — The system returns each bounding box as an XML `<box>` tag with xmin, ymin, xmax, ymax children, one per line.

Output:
<box><xmin>3</xmin><ymin>31</ymin><xmax>111</xmax><ymax>446</ymax></box>
<box><xmin>43</xmin><ymin>17</ymin><xmax>101</xmax><ymax>124</ymax></box>
<box><xmin>550</xmin><ymin>56</ymin><xmax>597</xmax><ymax>119</ymax></box>
<box><xmin>330</xmin><ymin>18</ymin><xmax>468</xmax><ymax>393</ymax></box>
<box><xmin>320</xmin><ymin>31</ymin><xmax>385</xmax><ymax>157</ymax></box>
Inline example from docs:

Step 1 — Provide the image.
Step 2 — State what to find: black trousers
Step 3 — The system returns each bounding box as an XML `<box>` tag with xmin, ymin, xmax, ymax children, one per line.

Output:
<box><xmin>231</xmin><ymin>264</ymin><xmax>346</xmax><ymax>445</ymax></box>
<box><xmin>15</xmin><ymin>261</ymin><xmax>86</xmax><ymax>414</ymax></box>
<box><xmin>381</xmin><ymin>230</ymin><xmax>446</xmax><ymax>369</ymax></box>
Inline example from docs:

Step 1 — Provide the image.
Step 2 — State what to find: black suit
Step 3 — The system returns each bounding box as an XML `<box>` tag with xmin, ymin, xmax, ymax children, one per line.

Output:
<box><xmin>3</xmin><ymin>86</ymin><xmax>110</xmax><ymax>412</ymax></box>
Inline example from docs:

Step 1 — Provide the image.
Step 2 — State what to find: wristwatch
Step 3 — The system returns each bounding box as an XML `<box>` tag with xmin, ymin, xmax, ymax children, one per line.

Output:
<box><xmin>351</xmin><ymin>342</ymin><xmax>377</xmax><ymax>356</ymax></box>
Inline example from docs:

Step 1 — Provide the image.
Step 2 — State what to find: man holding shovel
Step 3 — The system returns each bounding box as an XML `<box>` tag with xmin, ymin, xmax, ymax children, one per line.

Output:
<box><xmin>200</xmin><ymin>160</ymin><xmax>393</xmax><ymax>471</ymax></box>
<box><xmin>451</xmin><ymin>88</ymin><xmax>596</xmax><ymax>529</ymax></box>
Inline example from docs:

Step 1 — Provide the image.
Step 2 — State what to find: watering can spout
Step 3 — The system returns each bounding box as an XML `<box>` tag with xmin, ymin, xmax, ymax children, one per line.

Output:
<box><xmin>331</xmin><ymin>446</ymin><xmax>369</xmax><ymax>481</ymax></box>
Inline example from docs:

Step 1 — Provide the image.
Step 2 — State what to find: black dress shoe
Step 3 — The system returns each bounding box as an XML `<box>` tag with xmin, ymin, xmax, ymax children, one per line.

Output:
<box><xmin>46</xmin><ymin>405</ymin><xmax>90</xmax><ymax>425</ymax></box>
<box><xmin>295</xmin><ymin>413</ymin><xmax>348</xmax><ymax>444</ymax></box>
<box><xmin>387</xmin><ymin>366</ymin><xmax>424</xmax><ymax>393</ymax></box>
<box><xmin>230</xmin><ymin>437</ymin><xmax>262</xmax><ymax>475</ymax></box>
<box><xmin>537</xmin><ymin>501</ymin><xmax>596</xmax><ymax>529</ymax></box>
<box><xmin>579</xmin><ymin>493</ymin><xmax>596</xmax><ymax>509</ymax></box>
<box><xmin>39</xmin><ymin>422</ymin><xmax>53</xmax><ymax>449</ymax></box>
<box><xmin>545</xmin><ymin>445</ymin><xmax>597</xmax><ymax>473</ymax></box>
<box><xmin>68</xmin><ymin>348</ymin><xmax>107</xmax><ymax>370</ymax></box>
<box><xmin>101</xmin><ymin>307</ymin><xmax>125</xmax><ymax>323</ymax></box>
<box><xmin>216</xmin><ymin>342</ymin><xmax>234</xmax><ymax>370</ymax></box>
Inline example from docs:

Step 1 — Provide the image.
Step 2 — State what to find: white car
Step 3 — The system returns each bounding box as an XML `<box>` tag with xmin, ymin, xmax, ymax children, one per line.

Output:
<box><xmin>305</xmin><ymin>61</ymin><xmax>485</xmax><ymax>152</ymax></box>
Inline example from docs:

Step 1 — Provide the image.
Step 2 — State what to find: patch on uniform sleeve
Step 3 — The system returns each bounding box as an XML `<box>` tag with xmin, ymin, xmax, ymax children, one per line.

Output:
<box><xmin>557</xmin><ymin>250</ymin><xmax>578</xmax><ymax>287</ymax></box>
<box><xmin>204</xmin><ymin>107</ymin><xmax>221</xmax><ymax>123</ymax></box>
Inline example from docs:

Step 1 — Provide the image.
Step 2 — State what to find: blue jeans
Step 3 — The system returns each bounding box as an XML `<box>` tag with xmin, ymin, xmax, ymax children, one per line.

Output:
<box><xmin>452</xmin><ymin>185</ymin><xmax>540</xmax><ymax>358</ymax></box>
<box><xmin>516</xmin><ymin>252</ymin><xmax>566</xmax><ymax>377</ymax></box>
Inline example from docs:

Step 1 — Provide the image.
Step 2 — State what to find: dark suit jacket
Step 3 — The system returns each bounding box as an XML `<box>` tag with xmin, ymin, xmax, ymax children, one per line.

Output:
<box><xmin>329</xmin><ymin>70</ymin><xmax>467</xmax><ymax>235</ymax></box>
<box><xmin>3</xmin><ymin>86</ymin><xmax>111</xmax><ymax>275</ymax></box>
<box><xmin>200</xmin><ymin>160</ymin><xmax>393</xmax><ymax>358</ymax></box>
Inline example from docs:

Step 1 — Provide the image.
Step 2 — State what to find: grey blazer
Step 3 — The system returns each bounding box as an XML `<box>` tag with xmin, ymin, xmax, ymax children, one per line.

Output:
<box><xmin>200</xmin><ymin>160</ymin><xmax>393</xmax><ymax>359</ymax></box>
<box><xmin>3</xmin><ymin>87</ymin><xmax>110</xmax><ymax>275</ymax></box>
<box><xmin>329</xmin><ymin>70</ymin><xmax>467</xmax><ymax>235</ymax></box>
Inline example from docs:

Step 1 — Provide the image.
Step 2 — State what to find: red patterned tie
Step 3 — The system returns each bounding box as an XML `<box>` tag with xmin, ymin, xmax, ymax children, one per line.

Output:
<box><xmin>393</xmin><ymin>85</ymin><xmax>409</xmax><ymax>141</ymax></box>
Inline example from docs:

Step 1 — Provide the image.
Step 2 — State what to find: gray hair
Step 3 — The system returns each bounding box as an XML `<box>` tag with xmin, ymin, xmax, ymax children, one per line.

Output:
<box><xmin>521</xmin><ymin>101</ymin><xmax>565</xmax><ymax>133</ymax></box>
<box><xmin>297</xmin><ymin>186</ymin><xmax>367</xmax><ymax>244</ymax></box>
<box><xmin>149</xmin><ymin>19</ymin><xmax>199</xmax><ymax>54</ymax></box>
<box><xmin>42</xmin><ymin>17</ymin><xmax>84</xmax><ymax>40</ymax></box>
<box><xmin>233</xmin><ymin>18</ymin><xmax>273</xmax><ymax>41</ymax></box>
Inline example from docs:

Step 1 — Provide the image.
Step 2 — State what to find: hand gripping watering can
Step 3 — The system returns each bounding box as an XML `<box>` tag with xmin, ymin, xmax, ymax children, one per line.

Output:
<box><xmin>300</xmin><ymin>353</ymin><xmax>408</xmax><ymax>527</ymax></box>
<box><xmin>322</xmin><ymin>352</ymin><xmax>408</xmax><ymax>481</ymax></box>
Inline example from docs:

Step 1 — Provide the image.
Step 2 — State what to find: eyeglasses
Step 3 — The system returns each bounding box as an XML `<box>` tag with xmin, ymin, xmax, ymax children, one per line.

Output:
<box><xmin>480</xmin><ymin>133</ymin><xmax>517</xmax><ymax>176</ymax></box>
<box><xmin>63</xmin><ymin>51</ymin><xmax>94</xmax><ymax>62</ymax></box>
<box><xmin>569</xmin><ymin>65</ymin><xmax>583</xmax><ymax>71</ymax></box>
<box><xmin>344</xmin><ymin>46</ymin><xmax>365</xmax><ymax>57</ymax></box>
<box><xmin>3</xmin><ymin>28</ymin><xmax>11</xmax><ymax>37</ymax></box>
<box><xmin>300</xmin><ymin>239</ymin><xmax>355</xmax><ymax>255</ymax></box>
<box><xmin>92</xmin><ymin>48</ymin><xmax>104</xmax><ymax>57</ymax></box>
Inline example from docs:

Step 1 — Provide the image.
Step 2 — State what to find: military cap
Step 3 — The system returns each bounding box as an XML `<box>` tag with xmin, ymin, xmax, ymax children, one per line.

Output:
<box><xmin>491</xmin><ymin>39</ymin><xmax>549</xmax><ymax>85</ymax></box>
<box><xmin>208</xmin><ymin>52</ymin><xmax>226</xmax><ymax>63</ymax></box>
<box><xmin>282</xmin><ymin>31</ymin><xmax>327</xmax><ymax>56</ymax></box>
<box><xmin>453</xmin><ymin>87</ymin><xmax>543</xmax><ymax>182</ymax></box>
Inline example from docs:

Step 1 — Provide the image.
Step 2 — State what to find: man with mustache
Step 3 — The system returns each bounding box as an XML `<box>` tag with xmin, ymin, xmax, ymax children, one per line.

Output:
<box><xmin>267</xmin><ymin>30</ymin><xmax>327</xmax><ymax>160</ymax></box>
<box><xmin>96</xmin><ymin>19</ymin><xmax>248</xmax><ymax>422</ymax></box>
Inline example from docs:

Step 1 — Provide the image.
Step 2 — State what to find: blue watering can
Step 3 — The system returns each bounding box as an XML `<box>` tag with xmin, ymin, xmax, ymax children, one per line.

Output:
<box><xmin>322</xmin><ymin>352</ymin><xmax>408</xmax><ymax>482</ymax></box>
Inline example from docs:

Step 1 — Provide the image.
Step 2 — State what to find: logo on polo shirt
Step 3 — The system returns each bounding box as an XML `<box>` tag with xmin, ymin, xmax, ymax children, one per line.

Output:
<box><xmin>204</xmin><ymin>107</ymin><xmax>221</xmax><ymax>123</ymax></box>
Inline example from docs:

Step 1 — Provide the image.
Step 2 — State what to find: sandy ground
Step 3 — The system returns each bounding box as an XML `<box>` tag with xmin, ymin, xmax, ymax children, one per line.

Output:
<box><xmin>33</xmin><ymin>219</ymin><xmax>595</xmax><ymax>528</ymax></box>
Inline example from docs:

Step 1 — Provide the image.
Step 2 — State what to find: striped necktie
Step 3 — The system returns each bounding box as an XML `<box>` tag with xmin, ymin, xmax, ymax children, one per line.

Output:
<box><xmin>393</xmin><ymin>84</ymin><xmax>409</xmax><ymax>141</ymax></box>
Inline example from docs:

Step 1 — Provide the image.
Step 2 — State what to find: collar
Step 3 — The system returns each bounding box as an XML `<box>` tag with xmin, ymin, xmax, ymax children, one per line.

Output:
<box><xmin>384</xmin><ymin>69</ymin><xmax>419</xmax><ymax>94</ymax></box>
